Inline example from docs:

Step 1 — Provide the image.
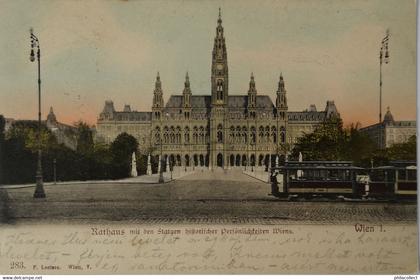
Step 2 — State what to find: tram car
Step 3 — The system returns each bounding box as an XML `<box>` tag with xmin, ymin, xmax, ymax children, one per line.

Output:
<box><xmin>272</xmin><ymin>161</ymin><xmax>366</xmax><ymax>199</ymax></box>
<box><xmin>368</xmin><ymin>160</ymin><xmax>417</xmax><ymax>199</ymax></box>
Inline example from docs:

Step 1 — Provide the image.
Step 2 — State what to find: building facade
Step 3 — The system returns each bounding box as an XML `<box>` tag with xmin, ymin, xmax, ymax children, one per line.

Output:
<box><xmin>360</xmin><ymin>107</ymin><xmax>416</xmax><ymax>149</ymax></box>
<box><xmin>96</xmin><ymin>10</ymin><xmax>340</xmax><ymax>168</ymax></box>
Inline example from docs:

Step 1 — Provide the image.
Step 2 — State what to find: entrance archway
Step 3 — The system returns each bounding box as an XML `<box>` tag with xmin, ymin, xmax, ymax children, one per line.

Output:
<box><xmin>242</xmin><ymin>155</ymin><xmax>247</xmax><ymax>166</ymax></box>
<box><xmin>205</xmin><ymin>154</ymin><xmax>209</xmax><ymax>167</ymax></box>
<box><xmin>264</xmin><ymin>154</ymin><xmax>270</xmax><ymax>170</ymax></box>
<box><xmin>250</xmin><ymin>154</ymin><xmax>255</xmax><ymax>166</ymax></box>
<box><xmin>258</xmin><ymin>155</ymin><xmax>264</xmax><ymax>166</ymax></box>
<box><xmin>217</xmin><ymin>153</ymin><xmax>223</xmax><ymax>167</ymax></box>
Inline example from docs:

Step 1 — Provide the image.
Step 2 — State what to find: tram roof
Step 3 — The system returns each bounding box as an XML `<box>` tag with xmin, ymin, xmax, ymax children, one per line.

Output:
<box><xmin>285</xmin><ymin>161</ymin><xmax>354</xmax><ymax>165</ymax></box>
<box><xmin>372</xmin><ymin>165</ymin><xmax>417</xmax><ymax>170</ymax></box>
<box><xmin>273</xmin><ymin>166</ymin><xmax>364</xmax><ymax>170</ymax></box>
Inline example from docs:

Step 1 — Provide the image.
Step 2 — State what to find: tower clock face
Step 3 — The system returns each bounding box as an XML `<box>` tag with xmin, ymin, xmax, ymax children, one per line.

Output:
<box><xmin>216</xmin><ymin>64</ymin><xmax>223</xmax><ymax>70</ymax></box>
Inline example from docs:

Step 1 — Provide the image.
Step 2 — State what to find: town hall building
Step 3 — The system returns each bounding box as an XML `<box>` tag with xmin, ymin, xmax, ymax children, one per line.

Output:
<box><xmin>96</xmin><ymin>10</ymin><xmax>340</xmax><ymax>169</ymax></box>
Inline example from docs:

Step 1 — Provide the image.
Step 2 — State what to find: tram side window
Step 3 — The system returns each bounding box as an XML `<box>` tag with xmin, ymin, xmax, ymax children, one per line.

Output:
<box><xmin>371</xmin><ymin>170</ymin><xmax>385</xmax><ymax>181</ymax></box>
<box><xmin>399</xmin><ymin>170</ymin><xmax>407</xmax><ymax>181</ymax></box>
<box><xmin>328</xmin><ymin>170</ymin><xmax>339</xmax><ymax>180</ymax></box>
<box><xmin>407</xmin><ymin>170</ymin><xmax>416</xmax><ymax>181</ymax></box>
<box><xmin>387</xmin><ymin>171</ymin><xmax>396</xmax><ymax>182</ymax></box>
<box><xmin>371</xmin><ymin>170</ymin><xmax>395</xmax><ymax>182</ymax></box>
<box><xmin>328</xmin><ymin>170</ymin><xmax>350</xmax><ymax>180</ymax></box>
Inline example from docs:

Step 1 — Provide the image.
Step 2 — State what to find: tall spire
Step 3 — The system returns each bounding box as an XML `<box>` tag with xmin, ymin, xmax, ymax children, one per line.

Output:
<box><xmin>184</xmin><ymin>72</ymin><xmax>190</xmax><ymax>88</ymax></box>
<box><xmin>153</xmin><ymin>72</ymin><xmax>164</xmax><ymax>110</ymax></box>
<box><xmin>155</xmin><ymin>72</ymin><xmax>161</xmax><ymax>89</ymax></box>
<box><xmin>211</xmin><ymin>8</ymin><xmax>229</xmax><ymax>106</ymax></box>
<box><xmin>248</xmin><ymin>72</ymin><xmax>257</xmax><ymax>110</ymax></box>
<box><xmin>215</xmin><ymin>7</ymin><xmax>224</xmax><ymax>40</ymax></box>
<box><xmin>183</xmin><ymin>72</ymin><xmax>192</xmax><ymax>115</ymax></box>
<box><xmin>276</xmin><ymin>73</ymin><xmax>287</xmax><ymax>110</ymax></box>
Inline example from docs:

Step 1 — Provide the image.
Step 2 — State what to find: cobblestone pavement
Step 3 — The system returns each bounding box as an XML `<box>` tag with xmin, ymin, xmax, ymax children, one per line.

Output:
<box><xmin>0</xmin><ymin>169</ymin><xmax>417</xmax><ymax>225</ymax></box>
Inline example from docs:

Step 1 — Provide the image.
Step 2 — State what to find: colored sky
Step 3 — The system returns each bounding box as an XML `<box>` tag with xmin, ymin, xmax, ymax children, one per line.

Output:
<box><xmin>0</xmin><ymin>0</ymin><xmax>416</xmax><ymax>127</ymax></box>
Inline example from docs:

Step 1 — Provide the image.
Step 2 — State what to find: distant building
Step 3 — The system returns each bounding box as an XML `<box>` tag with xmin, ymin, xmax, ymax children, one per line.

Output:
<box><xmin>360</xmin><ymin>107</ymin><xmax>416</xmax><ymax>149</ymax></box>
<box><xmin>5</xmin><ymin>107</ymin><xmax>77</xmax><ymax>150</ymax></box>
<box><xmin>96</xmin><ymin>10</ymin><xmax>340</xmax><ymax>169</ymax></box>
<box><xmin>45</xmin><ymin>107</ymin><xmax>78</xmax><ymax>150</ymax></box>
<box><xmin>96</xmin><ymin>101</ymin><xmax>151</xmax><ymax>149</ymax></box>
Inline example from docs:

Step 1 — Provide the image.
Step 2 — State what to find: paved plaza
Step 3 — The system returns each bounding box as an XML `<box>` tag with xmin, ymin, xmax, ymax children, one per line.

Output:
<box><xmin>0</xmin><ymin>169</ymin><xmax>416</xmax><ymax>225</ymax></box>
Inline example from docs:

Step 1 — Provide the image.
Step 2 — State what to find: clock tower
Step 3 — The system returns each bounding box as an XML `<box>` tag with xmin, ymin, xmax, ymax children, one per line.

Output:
<box><xmin>210</xmin><ymin>8</ymin><xmax>229</xmax><ymax>168</ymax></box>
<box><xmin>211</xmin><ymin>8</ymin><xmax>228</xmax><ymax>106</ymax></box>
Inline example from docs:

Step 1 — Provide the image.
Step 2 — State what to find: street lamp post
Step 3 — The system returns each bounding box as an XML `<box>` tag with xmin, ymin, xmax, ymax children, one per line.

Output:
<box><xmin>158</xmin><ymin>120</ymin><xmax>164</xmax><ymax>183</ymax></box>
<box><xmin>30</xmin><ymin>28</ymin><xmax>46</xmax><ymax>198</ymax></box>
<box><xmin>379</xmin><ymin>29</ymin><xmax>390</xmax><ymax>123</ymax></box>
<box><xmin>379</xmin><ymin>30</ymin><xmax>390</xmax><ymax>148</ymax></box>
<box><xmin>53</xmin><ymin>158</ymin><xmax>57</xmax><ymax>184</ymax></box>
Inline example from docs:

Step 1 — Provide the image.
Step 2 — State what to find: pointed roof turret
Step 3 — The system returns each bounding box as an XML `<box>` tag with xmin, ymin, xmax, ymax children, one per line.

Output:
<box><xmin>123</xmin><ymin>104</ymin><xmax>131</xmax><ymax>112</ymax></box>
<box><xmin>154</xmin><ymin>71</ymin><xmax>163</xmax><ymax>95</ymax></box>
<box><xmin>383</xmin><ymin>106</ymin><xmax>394</xmax><ymax>123</ymax></box>
<box><xmin>184</xmin><ymin>72</ymin><xmax>190</xmax><ymax>88</ymax></box>
<box><xmin>215</xmin><ymin>7</ymin><xmax>224</xmax><ymax>38</ymax></box>
<box><xmin>276</xmin><ymin>73</ymin><xmax>287</xmax><ymax>109</ymax></box>
<box><xmin>248</xmin><ymin>73</ymin><xmax>257</xmax><ymax>109</ymax></box>
<box><xmin>46</xmin><ymin>106</ymin><xmax>57</xmax><ymax>125</ymax></box>
<box><xmin>248</xmin><ymin>72</ymin><xmax>256</xmax><ymax>93</ymax></box>
<box><xmin>325</xmin><ymin>100</ymin><xmax>339</xmax><ymax>119</ymax></box>
<box><xmin>278</xmin><ymin>73</ymin><xmax>285</xmax><ymax>91</ymax></box>
<box><xmin>155</xmin><ymin>72</ymin><xmax>161</xmax><ymax>88</ymax></box>
<box><xmin>183</xmin><ymin>72</ymin><xmax>192</xmax><ymax>95</ymax></box>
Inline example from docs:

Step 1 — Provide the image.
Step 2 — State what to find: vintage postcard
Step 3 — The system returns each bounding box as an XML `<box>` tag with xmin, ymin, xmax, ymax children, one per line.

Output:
<box><xmin>0</xmin><ymin>0</ymin><xmax>417</xmax><ymax>276</ymax></box>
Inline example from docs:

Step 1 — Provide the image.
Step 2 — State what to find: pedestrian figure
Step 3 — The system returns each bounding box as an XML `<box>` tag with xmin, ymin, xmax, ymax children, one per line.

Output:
<box><xmin>270</xmin><ymin>171</ymin><xmax>280</xmax><ymax>197</ymax></box>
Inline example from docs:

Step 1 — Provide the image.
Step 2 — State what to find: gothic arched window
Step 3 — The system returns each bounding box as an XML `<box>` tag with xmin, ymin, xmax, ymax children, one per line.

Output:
<box><xmin>242</xmin><ymin>126</ymin><xmax>248</xmax><ymax>144</ymax></box>
<box><xmin>184</xmin><ymin>127</ymin><xmax>190</xmax><ymax>144</ymax></box>
<box><xmin>169</xmin><ymin>126</ymin><xmax>175</xmax><ymax>143</ymax></box>
<box><xmin>280</xmin><ymin>126</ymin><xmax>286</xmax><ymax>143</ymax></box>
<box><xmin>250</xmin><ymin>126</ymin><xmax>256</xmax><ymax>144</ymax></box>
<box><xmin>199</xmin><ymin>126</ymin><xmax>204</xmax><ymax>144</ymax></box>
<box><xmin>176</xmin><ymin>126</ymin><xmax>181</xmax><ymax>144</ymax></box>
<box><xmin>217</xmin><ymin>124</ymin><xmax>223</xmax><ymax>143</ymax></box>
<box><xmin>229</xmin><ymin>126</ymin><xmax>235</xmax><ymax>143</ymax></box>
<box><xmin>259</xmin><ymin>126</ymin><xmax>264</xmax><ymax>143</ymax></box>
<box><xmin>163</xmin><ymin>126</ymin><xmax>169</xmax><ymax>144</ymax></box>
<box><xmin>193</xmin><ymin>126</ymin><xmax>198</xmax><ymax>144</ymax></box>
<box><xmin>265</xmin><ymin>126</ymin><xmax>270</xmax><ymax>142</ymax></box>
<box><xmin>154</xmin><ymin>126</ymin><xmax>161</xmax><ymax>145</ymax></box>
<box><xmin>271</xmin><ymin>126</ymin><xmax>277</xmax><ymax>143</ymax></box>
